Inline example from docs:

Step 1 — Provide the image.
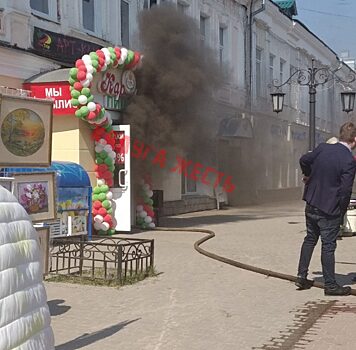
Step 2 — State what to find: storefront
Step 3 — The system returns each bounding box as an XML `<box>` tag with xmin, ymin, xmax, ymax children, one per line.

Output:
<box><xmin>23</xmin><ymin>45</ymin><xmax>157</xmax><ymax>234</ymax></box>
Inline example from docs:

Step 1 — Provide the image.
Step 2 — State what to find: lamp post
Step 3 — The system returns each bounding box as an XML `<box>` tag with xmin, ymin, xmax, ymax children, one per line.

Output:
<box><xmin>271</xmin><ymin>59</ymin><xmax>356</xmax><ymax>151</ymax></box>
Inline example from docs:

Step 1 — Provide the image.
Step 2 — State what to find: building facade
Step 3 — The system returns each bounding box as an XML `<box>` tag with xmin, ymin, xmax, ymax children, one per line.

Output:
<box><xmin>0</xmin><ymin>0</ymin><xmax>355</xmax><ymax>215</ymax></box>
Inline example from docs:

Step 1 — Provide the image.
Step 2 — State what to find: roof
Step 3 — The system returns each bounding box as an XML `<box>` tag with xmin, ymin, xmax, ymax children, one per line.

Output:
<box><xmin>1</xmin><ymin>161</ymin><xmax>91</xmax><ymax>188</ymax></box>
<box><xmin>273</xmin><ymin>0</ymin><xmax>295</xmax><ymax>9</ymax></box>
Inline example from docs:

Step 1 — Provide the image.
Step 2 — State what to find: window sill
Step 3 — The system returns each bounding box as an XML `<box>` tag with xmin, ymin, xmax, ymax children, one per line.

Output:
<box><xmin>31</xmin><ymin>10</ymin><xmax>60</xmax><ymax>24</ymax></box>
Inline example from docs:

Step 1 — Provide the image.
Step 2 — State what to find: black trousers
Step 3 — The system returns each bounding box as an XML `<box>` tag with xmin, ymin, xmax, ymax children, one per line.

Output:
<box><xmin>297</xmin><ymin>204</ymin><xmax>341</xmax><ymax>288</ymax></box>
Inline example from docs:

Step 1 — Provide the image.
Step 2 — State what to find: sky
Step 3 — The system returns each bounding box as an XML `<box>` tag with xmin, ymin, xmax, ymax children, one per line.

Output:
<box><xmin>295</xmin><ymin>0</ymin><xmax>356</xmax><ymax>59</ymax></box>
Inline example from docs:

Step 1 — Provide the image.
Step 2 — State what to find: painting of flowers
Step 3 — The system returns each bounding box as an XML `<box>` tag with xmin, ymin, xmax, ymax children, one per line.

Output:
<box><xmin>13</xmin><ymin>172</ymin><xmax>56</xmax><ymax>222</ymax></box>
<box><xmin>18</xmin><ymin>182</ymin><xmax>49</xmax><ymax>214</ymax></box>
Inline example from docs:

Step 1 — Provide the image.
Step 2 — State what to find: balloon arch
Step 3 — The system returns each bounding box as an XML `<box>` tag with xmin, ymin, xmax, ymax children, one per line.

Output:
<box><xmin>68</xmin><ymin>46</ymin><xmax>155</xmax><ymax>234</ymax></box>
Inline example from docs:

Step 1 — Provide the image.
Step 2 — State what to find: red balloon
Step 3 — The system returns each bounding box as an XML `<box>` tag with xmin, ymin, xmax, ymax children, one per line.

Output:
<box><xmin>78</xmin><ymin>65</ymin><xmax>87</xmax><ymax>73</ymax></box>
<box><xmin>77</xmin><ymin>71</ymin><xmax>86</xmax><ymax>81</ymax></box>
<box><xmin>98</xmin><ymin>57</ymin><xmax>105</xmax><ymax>67</ymax></box>
<box><xmin>103</xmin><ymin>214</ymin><xmax>112</xmax><ymax>223</ymax></box>
<box><xmin>98</xmin><ymin>207</ymin><xmax>107</xmax><ymax>216</ymax></box>
<box><xmin>93</xmin><ymin>200</ymin><xmax>102</xmax><ymax>209</ymax></box>
<box><xmin>73</xmin><ymin>82</ymin><xmax>83</xmax><ymax>90</ymax></box>
<box><xmin>96</xmin><ymin>50</ymin><xmax>105</xmax><ymax>58</ymax></box>
<box><xmin>92</xmin><ymin>208</ymin><xmax>98</xmax><ymax>216</ymax></box>
<box><xmin>98</xmin><ymin>164</ymin><xmax>108</xmax><ymax>171</ymax></box>
<box><xmin>75</xmin><ymin>59</ymin><xmax>84</xmax><ymax>68</ymax></box>
<box><xmin>88</xmin><ymin>111</ymin><xmax>96</xmax><ymax>120</ymax></box>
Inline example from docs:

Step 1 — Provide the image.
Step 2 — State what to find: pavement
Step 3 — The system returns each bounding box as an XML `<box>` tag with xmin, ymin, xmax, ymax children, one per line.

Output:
<box><xmin>45</xmin><ymin>201</ymin><xmax>356</xmax><ymax>350</ymax></box>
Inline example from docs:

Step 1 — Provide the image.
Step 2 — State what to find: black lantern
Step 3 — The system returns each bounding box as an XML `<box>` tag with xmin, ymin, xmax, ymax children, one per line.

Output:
<box><xmin>271</xmin><ymin>91</ymin><xmax>285</xmax><ymax>113</ymax></box>
<box><xmin>341</xmin><ymin>91</ymin><xmax>356</xmax><ymax>113</ymax></box>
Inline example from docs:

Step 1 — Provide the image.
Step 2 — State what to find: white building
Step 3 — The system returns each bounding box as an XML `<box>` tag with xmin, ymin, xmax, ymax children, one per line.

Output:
<box><xmin>0</xmin><ymin>0</ymin><xmax>354</xmax><ymax>214</ymax></box>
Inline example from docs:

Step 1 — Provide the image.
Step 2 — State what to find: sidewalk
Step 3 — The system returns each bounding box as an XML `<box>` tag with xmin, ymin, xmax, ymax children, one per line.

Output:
<box><xmin>46</xmin><ymin>201</ymin><xmax>356</xmax><ymax>350</ymax></box>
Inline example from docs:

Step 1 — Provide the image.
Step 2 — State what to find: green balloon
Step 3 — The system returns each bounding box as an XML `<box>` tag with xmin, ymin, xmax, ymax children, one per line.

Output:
<box><xmin>108</xmin><ymin>164</ymin><xmax>115</xmax><ymax>172</ymax></box>
<box><xmin>81</xmin><ymin>87</ymin><xmax>91</xmax><ymax>97</ymax></box>
<box><xmin>71</xmin><ymin>89</ymin><xmax>80</xmax><ymax>98</ymax></box>
<box><xmin>104</xmin><ymin>157</ymin><xmax>113</xmax><ymax>166</ymax></box>
<box><xmin>108</xmin><ymin>47</ymin><xmax>115</xmax><ymax>53</ymax></box>
<box><xmin>98</xmin><ymin>193</ymin><xmax>106</xmax><ymax>201</ymax></box>
<box><xmin>136</xmin><ymin>217</ymin><xmax>144</xmax><ymax>225</ymax></box>
<box><xmin>99</xmin><ymin>151</ymin><xmax>107</xmax><ymax>159</ymax></box>
<box><xmin>70</xmin><ymin>67</ymin><xmax>78</xmax><ymax>79</ymax></box>
<box><xmin>93</xmin><ymin>186</ymin><xmax>101</xmax><ymax>194</ymax></box>
<box><xmin>89</xmin><ymin>52</ymin><xmax>98</xmax><ymax>60</ymax></box>
<box><xmin>102</xmin><ymin>200</ymin><xmax>111</xmax><ymax>209</ymax></box>
<box><xmin>87</xmin><ymin>95</ymin><xmax>94</xmax><ymax>103</ymax></box>
<box><xmin>108</xmin><ymin>228</ymin><xmax>116</xmax><ymax>235</ymax></box>
<box><xmin>75</xmin><ymin>109</ymin><xmax>82</xmax><ymax>118</ymax></box>
<box><xmin>79</xmin><ymin>106</ymin><xmax>89</xmax><ymax>116</ymax></box>
<box><xmin>96</xmin><ymin>157</ymin><xmax>104</xmax><ymax>164</ymax></box>
<box><xmin>92</xmin><ymin>194</ymin><xmax>99</xmax><ymax>201</ymax></box>
<box><xmin>107</xmin><ymin>208</ymin><xmax>113</xmax><ymax>214</ymax></box>
<box><xmin>101</xmin><ymin>185</ymin><xmax>109</xmax><ymax>193</ymax></box>
<box><xmin>125</xmin><ymin>50</ymin><xmax>134</xmax><ymax>64</ymax></box>
<box><xmin>68</xmin><ymin>77</ymin><xmax>77</xmax><ymax>86</ymax></box>
<box><xmin>92</xmin><ymin>59</ymin><xmax>99</xmax><ymax>68</ymax></box>
<box><xmin>71</xmin><ymin>98</ymin><xmax>80</xmax><ymax>106</ymax></box>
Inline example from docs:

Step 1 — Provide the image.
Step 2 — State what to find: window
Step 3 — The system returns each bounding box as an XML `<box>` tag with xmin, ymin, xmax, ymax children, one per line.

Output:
<box><xmin>219</xmin><ymin>26</ymin><xmax>226</xmax><ymax>67</ymax></box>
<box><xmin>289</xmin><ymin>65</ymin><xmax>297</xmax><ymax>108</ymax></box>
<box><xmin>181</xmin><ymin>173</ymin><xmax>197</xmax><ymax>194</ymax></box>
<box><xmin>269</xmin><ymin>54</ymin><xmax>275</xmax><ymax>84</ymax></box>
<box><xmin>121</xmin><ymin>1</ymin><xmax>130</xmax><ymax>47</ymax></box>
<box><xmin>144</xmin><ymin>0</ymin><xmax>158</xmax><ymax>9</ymax></box>
<box><xmin>30</xmin><ymin>0</ymin><xmax>57</xmax><ymax>19</ymax></box>
<box><xmin>200</xmin><ymin>15</ymin><xmax>208</xmax><ymax>44</ymax></box>
<box><xmin>279</xmin><ymin>58</ymin><xmax>285</xmax><ymax>85</ymax></box>
<box><xmin>82</xmin><ymin>0</ymin><xmax>102</xmax><ymax>36</ymax></box>
<box><xmin>177</xmin><ymin>2</ymin><xmax>189</xmax><ymax>13</ymax></box>
<box><xmin>256</xmin><ymin>48</ymin><xmax>263</xmax><ymax>97</ymax></box>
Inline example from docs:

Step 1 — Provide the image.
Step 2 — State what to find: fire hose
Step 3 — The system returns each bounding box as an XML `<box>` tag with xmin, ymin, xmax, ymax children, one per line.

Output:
<box><xmin>154</xmin><ymin>227</ymin><xmax>356</xmax><ymax>296</ymax></box>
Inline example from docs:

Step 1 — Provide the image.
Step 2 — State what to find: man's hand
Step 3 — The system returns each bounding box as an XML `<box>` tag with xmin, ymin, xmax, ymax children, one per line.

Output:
<box><xmin>302</xmin><ymin>176</ymin><xmax>309</xmax><ymax>184</ymax></box>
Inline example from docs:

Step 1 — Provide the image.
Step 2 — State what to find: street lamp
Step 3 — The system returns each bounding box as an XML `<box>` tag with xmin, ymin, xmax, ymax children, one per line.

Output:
<box><xmin>271</xmin><ymin>59</ymin><xmax>356</xmax><ymax>151</ymax></box>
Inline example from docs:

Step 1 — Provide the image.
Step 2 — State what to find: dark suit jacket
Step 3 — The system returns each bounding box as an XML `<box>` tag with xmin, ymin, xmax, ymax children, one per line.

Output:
<box><xmin>300</xmin><ymin>142</ymin><xmax>356</xmax><ymax>217</ymax></box>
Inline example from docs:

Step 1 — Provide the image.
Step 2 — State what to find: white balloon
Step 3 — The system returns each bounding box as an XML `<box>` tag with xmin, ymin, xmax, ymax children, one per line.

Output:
<box><xmin>143</xmin><ymin>184</ymin><xmax>150</xmax><ymax>191</ymax></box>
<box><xmin>86</xmin><ymin>72</ymin><xmax>93</xmax><ymax>81</ymax></box>
<box><xmin>104</xmin><ymin>144</ymin><xmax>112</xmax><ymax>152</ymax></box>
<box><xmin>99</xmin><ymin>138</ymin><xmax>107</xmax><ymax>145</ymax></box>
<box><xmin>87</xmin><ymin>101</ymin><xmax>96</xmax><ymax>111</ymax></box>
<box><xmin>140</xmin><ymin>210</ymin><xmax>147</xmax><ymax>218</ymax></box>
<box><xmin>97</xmin><ymin>179</ymin><xmax>105</xmax><ymax>186</ymax></box>
<box><xmin>95</xmin><ymin>145</ymin><xmax>103</xmax><ymax>153</ymax></box>
<box><xmin>106</xmin><ymin>191</ymin><xmax>113</xmax><ymax>200</ymax></box>
<box><xmin>144</xmin><ymin>216</ymin><xmax>152</xmax><ymax>224</ymax></box>
<box><xmin>86</xmin><ymin>64</ymin><xmax>94</xmax><ymax>74</ymax></box>
<box><xmin>94</xmin><ymin>215</ymin><xmax>103</xmax><ymax>223</ymax></box>
<box><xmin>81</xmin><ymin>79</ymin><xmax>90</xmax><ymax>87</ymax></box>
<box><xmin>148</xmin><ymin>222</ymin><xmax>156</xmax><ymax>228</ymax></box>
<box><xmin>108</xmin><ymin>151</ymin><xmax>115</xmax><ymax>159</ymax></box>
<box><xmin>147</xmin><ymin>190</ymin><xmax>153</xmax><ymax>198</ymax></box>
<box><xmin>94</xmin><ymin>222</ymin><xmax>101</xmax><ymax>230</ymax></box>
<box><xmin>101</xmin><ymin>64</ymin><xmax>108</xmax><ymax>72</ymax></box>
<box><xmin>101</xmin><ymin>222</ymin><xmax>110</xmax><ymax>231</ymax></box>
<box><xmin>136</xmin><ymin>205</ymin><xmax>143</xmax><ymax>212</ymax></box>
<box><xmin>119</xmin><ymin>48</ymin><xmax>128</xmax><ymax>64</ymax></box>
<box><xmin>78</xmin><ymin>95</ymin><xmax>88</xmax><ymax>105</ymax></box>
<box><xmin>82</xmin><ymin>54</ymin><xmax>91</xmax><ymax>63</ymax></box>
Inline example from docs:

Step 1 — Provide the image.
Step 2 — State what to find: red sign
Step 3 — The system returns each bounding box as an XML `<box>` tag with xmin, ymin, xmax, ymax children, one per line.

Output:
<box><xmin>23</xmin><ymin>81</ymin><xmax>76</xmax><ymax>115</ymax></box>
<box><xmin>114</xmin><ymin>131</ymin><xmax>125</xmax><ymax>165</ymax></box>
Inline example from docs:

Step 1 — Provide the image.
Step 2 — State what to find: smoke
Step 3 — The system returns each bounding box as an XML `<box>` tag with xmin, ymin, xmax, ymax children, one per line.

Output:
<box><xmin>126</xmin><ymin>5</ymin><xmax>223</xmax><ymax>180</ymax></box>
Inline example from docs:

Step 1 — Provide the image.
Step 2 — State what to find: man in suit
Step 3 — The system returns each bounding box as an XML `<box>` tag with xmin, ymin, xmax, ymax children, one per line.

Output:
<box><xmin>296</xmin><ymin>122</ymin><xmax>356</xmax><ymax>296</ymax></box>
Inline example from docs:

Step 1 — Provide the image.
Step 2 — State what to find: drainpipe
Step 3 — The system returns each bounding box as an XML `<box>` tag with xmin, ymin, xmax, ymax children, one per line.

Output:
<box><xmin>247</xmin><ymin>0</ymin><xmax>266</xmax><ymax>111</ymax></box>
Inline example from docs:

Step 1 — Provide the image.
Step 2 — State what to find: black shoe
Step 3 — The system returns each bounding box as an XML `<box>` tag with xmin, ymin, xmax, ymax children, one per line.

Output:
<box><xmin>324</xmin><ymin>285</ymin><xmax>352</xmax><ymax>296</ymax></box>
<box><xmin>295</xmin><ymin>277</ymin><xmax>313</xmax><ymax>290</ymax></box>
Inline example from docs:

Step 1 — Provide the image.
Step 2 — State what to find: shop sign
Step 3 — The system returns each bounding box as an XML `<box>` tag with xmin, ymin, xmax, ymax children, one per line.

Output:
<box><xmin>113</xmin><ymin>130</ymin><xmax>125</xmax><ymax>165</ymax></box>
<box><xmin>97</xmin><ymin>69</ymin><xmax>136</xmax><ymax>112</ymax></box>
<box><xmin>33</xmin><ymin>27</ymin><xmax>102</xmax><ymax>64</ymax></box>
<box><xmin>23</xmin><ymin>82</ymin><xmax>75</xmax><ymax>115</ymax></box>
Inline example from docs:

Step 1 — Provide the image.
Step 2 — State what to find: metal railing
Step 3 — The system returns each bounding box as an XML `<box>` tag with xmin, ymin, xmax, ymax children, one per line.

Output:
<box><xmin>49</xmin><ymin>236</ymin><xmax>154</xmax><ymax>284</ymax></box>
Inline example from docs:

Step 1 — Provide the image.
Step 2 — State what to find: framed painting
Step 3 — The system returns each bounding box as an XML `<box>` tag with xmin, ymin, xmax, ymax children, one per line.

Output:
<box><xmin>13</xmin><ymin>172</ymin><xmax>57</xmax><ymax>223</ymax></box>
<box><xmin>34</xmin><ymin>225</ymin><xmax>50</xmax><ymax>276</ymax></box>
<box><xmin>0</xmin><ymin>177</ymin><xmax>14</xmax><ymax>193</ymax></box>
<box><xmin>0</xmin><ymin>94</ymin><xmax>53</xmax><ymax>167</ymax></box>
